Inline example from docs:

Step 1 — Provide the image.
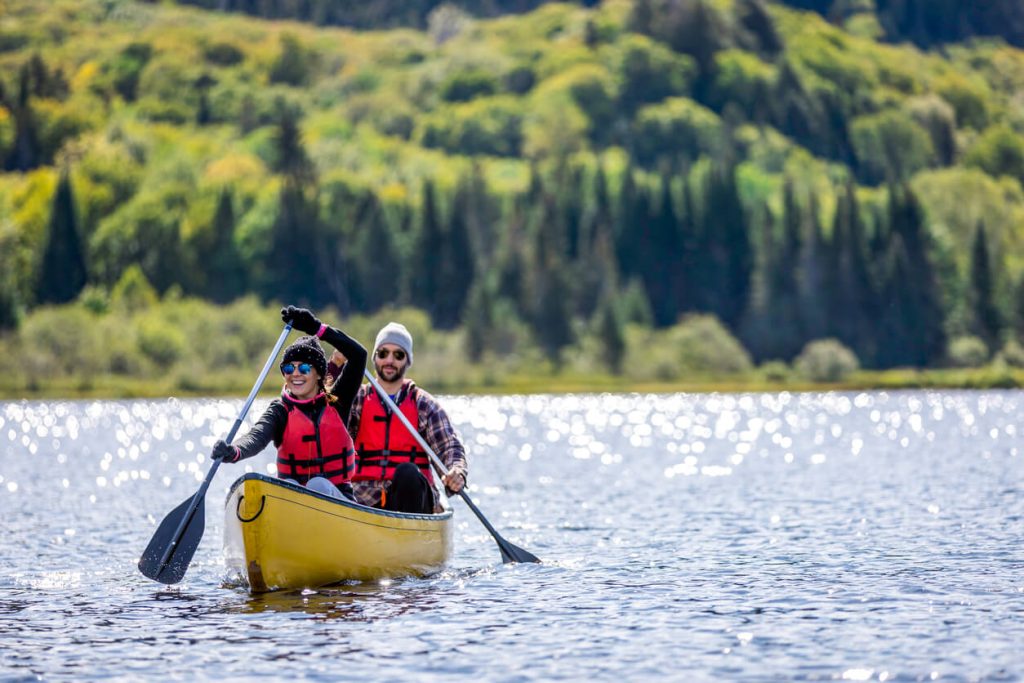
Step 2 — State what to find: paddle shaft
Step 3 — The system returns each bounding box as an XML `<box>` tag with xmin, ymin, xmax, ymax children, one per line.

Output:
<box><xmin>150</xmin><ymin>323</ymin><xmax>293</xmax><ymax>579</ymax></box>
<box><xmin>362</xmin><ymin>370</ymin><xmax>540</xmax><ymax>563</ymax></box>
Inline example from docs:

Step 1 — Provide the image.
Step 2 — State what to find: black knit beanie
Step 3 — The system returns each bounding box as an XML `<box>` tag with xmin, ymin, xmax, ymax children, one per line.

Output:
<box><xmin>281</xmin><ymin>336</ymin><xmax>327</xmax><ymax>377</ymax></box>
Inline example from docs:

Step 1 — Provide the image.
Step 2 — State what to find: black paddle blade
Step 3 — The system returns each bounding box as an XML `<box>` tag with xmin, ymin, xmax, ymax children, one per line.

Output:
<box><xmin>496</xmin><ymin>535</ymin><xmax>541</xmax><ymax>564</ymax></box>
<box><xmin>138</xmin><ymin>495</ymin><xmax>207</xmax><ymax>584</ymax></box>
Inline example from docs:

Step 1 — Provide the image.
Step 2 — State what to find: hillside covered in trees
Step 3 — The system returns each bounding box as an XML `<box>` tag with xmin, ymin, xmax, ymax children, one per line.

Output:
<box><xmin>4</xmin><ymin>0</ymin><xmax>1024</xmax><ymax>390</ymax></box>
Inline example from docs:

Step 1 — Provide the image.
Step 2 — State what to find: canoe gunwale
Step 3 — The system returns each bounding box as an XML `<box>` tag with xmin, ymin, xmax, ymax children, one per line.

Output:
<box><xmin>225</xmin><ymin>472</ymin><xmax>454</xmax><ymax>523</ymax></box>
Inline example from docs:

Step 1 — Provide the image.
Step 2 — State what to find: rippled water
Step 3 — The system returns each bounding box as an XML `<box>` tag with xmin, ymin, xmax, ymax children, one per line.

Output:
<box><xmin>2</xmin><ymin>391</ymin><xmax>1023</xmax><ymax>681</ymax></box>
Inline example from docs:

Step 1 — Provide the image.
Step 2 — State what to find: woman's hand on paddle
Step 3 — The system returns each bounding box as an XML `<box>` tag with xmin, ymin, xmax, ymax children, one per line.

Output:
<box><xmin>212</xmin><ymin>439</ymin><xmax>239</xmax><ymax>463</ymax></box>
<box><xmin>281</xmin><ymin>306</ymin><xmax>322</xmax><ymax>336</ymax></box>
<box><xmin>443</xmin><ymin>470</ymin><xmax>465</xmax><ymax>494</ymax></box>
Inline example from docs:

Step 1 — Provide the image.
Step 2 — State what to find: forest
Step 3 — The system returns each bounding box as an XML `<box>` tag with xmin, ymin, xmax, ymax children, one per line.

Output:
<box><xmin>3</xmin><ymin>0</ymin><xmax>1024</xmax><ymax>395</ymax></box>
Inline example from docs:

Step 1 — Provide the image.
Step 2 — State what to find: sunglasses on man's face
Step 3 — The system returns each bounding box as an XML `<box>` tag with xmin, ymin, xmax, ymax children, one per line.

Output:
<box><xmin>376</xmin><ymin>347</ymin><xmax>406</xmax><ymax>361</ymax></box>
<box><xmin>281</xmin><ymin>362</ymin><xmax>313</xmax><ymax>375</ymax></box>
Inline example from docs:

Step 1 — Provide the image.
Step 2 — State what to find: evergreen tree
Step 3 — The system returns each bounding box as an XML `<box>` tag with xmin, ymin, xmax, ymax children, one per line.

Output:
<box><xmin>433</xmin><ymin>179</ymin><xmax>476</xmax><ymax>328</ymax></box>
<box><xmin>594</xmin><ymin>288</ymin><xmax>627</xmax><ymax>374</ymax></box>
<box><xmin>969</xmin><ymin>221</ymin><xmax>1002</xmax><ymax>350</ymax></box>
<box><xmin>699</xmin><ymin>164</ymin><xmax>752</xmax><ymax>328</ymax></box>
<box><xmin>527</xmin><ymin>193</ymin><xmax>574</xmax><ymax>359</ymax></box>
<box><xmin>265</xmin><ymin>100</ymin><xmax>322</xmax><ymax>306</ymax></box>
<box><xmin>410</xmin><ymin>179</ymin><xmax>443</xmax><ymax>314</ymax></box>
<box><xmin>798</xmin><ymin>192</ymin><xmax>830</xmax><ymax>341</ymax></box>
<box><xmin>463</xmin><ymin>275</ymin><xmax>496</xmax><ymax>362</ymax></box>
<box><xmin>204</xmin><ymin>188</ymin><xmax>247</xmax><ymax>303</ymax></box>
<box><xmin>575</xmin><ymin>164</ymin><xmax>618</xmax><ymax>320</ymax></box>
<box><xmin>5</xmin><ymin>63</ymin><xmax>40</xmax><ymax>171</ymax></box>
<box><xmin>876</xmin><ymin>184</ymin><xmax>947</xmax><ymax>366</ymax></box>
<box><xmin>829</xmin><ymin>179</ymin><xmax>879</xmax><ymax>363</ymax></box>
<box><xmin>37</xmin><ymin>172</ymin><xmax>87</xmax><ymax>305</ymax></box>
<box><xmin>349</xmin><ymin>191</ymin><xmax>400</xmax><ymax>312</ymax></box>
<box><xmin>640</xmin><ymin>172</ymin><xmax>681</xmax><ymax>326</ymax></box>
<box><xmin>267</xmin><ymin>184</ymin><xmax>322</xmax><ymax>306</ymax></box>
<box><xmin>272</xmin><ymin>99</ymin><xmax>314</xmax><ymax>184</ymax></box>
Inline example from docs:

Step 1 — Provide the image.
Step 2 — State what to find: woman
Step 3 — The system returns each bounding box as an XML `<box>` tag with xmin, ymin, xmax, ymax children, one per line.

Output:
<box><xmin>212</xmin><ymin>306</ymin><xmax>366</xmax><ymax>501</ymax></box>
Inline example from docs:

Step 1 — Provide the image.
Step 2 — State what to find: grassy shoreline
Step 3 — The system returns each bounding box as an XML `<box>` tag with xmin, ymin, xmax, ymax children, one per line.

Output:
<box><xmin>2</xmin><ymin>366</ymin><xmax>1021</xmax><ymax>401</ymax></box>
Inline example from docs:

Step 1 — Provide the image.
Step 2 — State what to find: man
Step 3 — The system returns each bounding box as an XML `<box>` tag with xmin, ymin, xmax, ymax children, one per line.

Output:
<box><xmin>339</xmin><ymin>322</ymin><xmax>468</xmax><ymax>513</ymax></box>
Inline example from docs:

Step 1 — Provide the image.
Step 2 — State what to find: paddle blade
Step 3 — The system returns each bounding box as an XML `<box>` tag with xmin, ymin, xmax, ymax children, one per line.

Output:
<box><xmin>496</xmin><ymin>536</ymin><xmax>541</xmax><ymax>564</ymax></box>
<box><xmin>138</xmin><ymin>495</ymin><xmax>207</xmax><ymax>584</ymax></box>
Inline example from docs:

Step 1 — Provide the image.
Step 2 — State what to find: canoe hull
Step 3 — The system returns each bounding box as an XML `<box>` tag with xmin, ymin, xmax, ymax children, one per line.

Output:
<box><xmin>224</xmin><ymin>474</ymin><xmax>452</xmax><ymax>592</ymax></box>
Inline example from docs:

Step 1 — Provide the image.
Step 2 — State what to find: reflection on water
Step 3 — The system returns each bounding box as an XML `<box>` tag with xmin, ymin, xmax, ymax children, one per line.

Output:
<box><xmin>2</xmin><ymin>391</ymin><xmax>1024</xmax><ymax>681</ymax></box>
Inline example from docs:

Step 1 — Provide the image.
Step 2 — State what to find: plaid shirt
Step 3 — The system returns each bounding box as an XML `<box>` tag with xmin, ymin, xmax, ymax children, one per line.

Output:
<box><xmin>347</xmin><ymin>380</ymin><xmax>468</xmax><ymax>510</ymax></box>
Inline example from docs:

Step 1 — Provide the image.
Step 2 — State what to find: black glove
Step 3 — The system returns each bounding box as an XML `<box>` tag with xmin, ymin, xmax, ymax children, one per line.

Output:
<box><xmin>281</xmin><ymin>306</ymin><xmax>322</xmax><ymax>336</ymax></box>
<box><xmin>212</xmin><ymin>439</ymin><xmax>239</xmax><ymax>463</ymax></box>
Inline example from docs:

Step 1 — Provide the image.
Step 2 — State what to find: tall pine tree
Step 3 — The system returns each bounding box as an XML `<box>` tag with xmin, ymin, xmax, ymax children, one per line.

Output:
<box><xmin>969</xmin><ymin>221</ymin><xmax>1002</xmax><ymax>351</ymax></box>
<box><xmin>37</xmin><ymin>172</ymin><xmax>87</xmax><ymax>305</ymax></box>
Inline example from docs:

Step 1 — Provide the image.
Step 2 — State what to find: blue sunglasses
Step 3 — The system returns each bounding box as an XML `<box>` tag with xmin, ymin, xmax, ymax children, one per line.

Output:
<box><xmin>281</xmin><ymin>362</ymin><xmax>313</xmax><ymax>375</ymax></box>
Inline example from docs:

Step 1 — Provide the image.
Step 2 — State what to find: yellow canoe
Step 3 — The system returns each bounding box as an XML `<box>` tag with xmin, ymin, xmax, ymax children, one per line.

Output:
<box><xmin>223</xmin><ymin>473</ymin><xmax>453</xmax><ymax>592</ymax></box>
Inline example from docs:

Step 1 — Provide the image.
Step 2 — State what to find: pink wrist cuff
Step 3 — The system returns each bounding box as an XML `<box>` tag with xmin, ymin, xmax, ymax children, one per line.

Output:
<box><xmin>316</xmin><ymin>323</ymin><xmax>327</xmax><ymax>338</ymax></box>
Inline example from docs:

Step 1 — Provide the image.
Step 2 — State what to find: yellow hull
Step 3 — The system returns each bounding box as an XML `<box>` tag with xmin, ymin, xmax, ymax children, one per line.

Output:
<box><xmin>224</xmin><ymin>474</ymin><xmax>453</xmax><ymax>592</ymax></box>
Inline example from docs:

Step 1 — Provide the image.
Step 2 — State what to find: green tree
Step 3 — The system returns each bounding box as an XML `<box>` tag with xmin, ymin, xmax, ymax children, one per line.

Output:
<box><xmin>968</xmin><ymin>222</ymin><xmax>1002</xmax><ymax>351</ymax></box>
<box><xmin>409</xmin><ymin>179</ymin><xmax>443</xmax><ymax>315</ymax></box>
<box><xmin>435</xmin><ymin>180</ymin><xmax>476</xmax><ymax>328</ymax></box>
<box><xmin>37</xmin><ymin>172</ymin><xmax>87</xmax><ymax>305</ymax></box>
<box><xmin>850</xmin><ymin>109</ymin><xmax>935</xmax><ymax>185</ymax></box>
<box><xmin>828</xmin><ymin>179</ymin><xmax>880</xmax><ymax>363</ymax></box>
<box><xmin>876</xmin><ymin>185</ymin><xmax>946</xmax><ymax>367</ymax></box>
<box><xmin>202</xmin><ymin>188</ymin><xmax>247</xmax><ymax>303</ymax></box>
<box><xmin>593</xmin><ymin>288</ymin><xmax>626</xmax><ymax>374</ymax></box>
<box><xmin>269</xmin><ymin>33</ymin><xmax>317</xmax><ymax>87</ymax></box>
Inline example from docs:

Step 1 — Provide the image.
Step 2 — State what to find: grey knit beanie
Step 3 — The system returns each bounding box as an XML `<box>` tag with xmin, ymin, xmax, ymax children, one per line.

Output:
<box><xmin>374</xmin><ymin>322</ymin><xmax>413</xmax><ymax>367</ymax></box>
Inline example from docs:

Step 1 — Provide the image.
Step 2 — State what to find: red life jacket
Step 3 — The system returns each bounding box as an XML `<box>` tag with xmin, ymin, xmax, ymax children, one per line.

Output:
<box><xmin>352</xmin><ymin>385</ymin><xmax>431</xmax><ymax>482</ymax></box>
<box><xmin>276</xmin><ymin>394</ymin><xmax>354</xmax><ymax>487</ymax></box>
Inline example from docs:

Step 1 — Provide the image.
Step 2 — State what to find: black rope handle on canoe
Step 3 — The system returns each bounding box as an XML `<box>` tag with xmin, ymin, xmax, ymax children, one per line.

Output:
<box><xmin>236</xmin><ymin>494</ymin><xmax>266</xmax><ymax>523</ymax></box>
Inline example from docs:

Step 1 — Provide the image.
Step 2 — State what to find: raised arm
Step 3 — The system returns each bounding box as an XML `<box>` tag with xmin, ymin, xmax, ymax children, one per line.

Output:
<box><xmin>320</xmin><ymin>326</ymin><xmax>367</xmax><ymax>420</ymax></box>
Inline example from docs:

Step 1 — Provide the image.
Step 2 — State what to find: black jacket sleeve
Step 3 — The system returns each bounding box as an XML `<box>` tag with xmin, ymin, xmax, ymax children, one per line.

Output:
<box><xmin>320</xmin><ymin>326</ymin><xmax>367</xmax><ymax>422</ymax></box>
<box><xmin>232</xmin><ymin>399</ymin><xmax>288</xmax><ymax>460</ymax></box>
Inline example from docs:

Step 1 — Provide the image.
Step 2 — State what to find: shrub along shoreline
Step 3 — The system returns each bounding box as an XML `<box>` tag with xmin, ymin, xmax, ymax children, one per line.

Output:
<box><xmin>1</xmin><ymin>293</ymin><xmax>1021</xmax><ymax>401</ymax></box>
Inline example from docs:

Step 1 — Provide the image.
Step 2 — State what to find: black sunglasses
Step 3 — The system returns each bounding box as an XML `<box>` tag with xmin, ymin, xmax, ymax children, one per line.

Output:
<box><xmin>376</xmin><ymin>348</ymin><xmax>406</xmax><ymax>361</ymax></box>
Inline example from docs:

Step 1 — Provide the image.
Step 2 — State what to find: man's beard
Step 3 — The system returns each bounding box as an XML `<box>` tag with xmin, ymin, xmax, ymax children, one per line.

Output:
<box><xmin>375</xmin><ymin>360</ymin><xmax>407</xmax><ymax>382</ymax></box>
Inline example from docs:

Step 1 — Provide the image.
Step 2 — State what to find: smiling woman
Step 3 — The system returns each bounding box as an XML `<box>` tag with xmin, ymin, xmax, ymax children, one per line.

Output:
<box><xmin>210</xmin><ymin>306</ymin><xmax>368</xmax><ymax>503</ymax></box>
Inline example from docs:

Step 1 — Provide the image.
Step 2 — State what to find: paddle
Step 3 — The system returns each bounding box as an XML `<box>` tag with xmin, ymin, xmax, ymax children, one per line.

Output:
<box><xmin>362</xmin><ymin>370</ymin><xmax>540</xmax><ymax>564</ymax></box>
<box><xmin>138</xmin><ymin>323</ymin><xmax>294</xmax><ymax>584</ymax></box>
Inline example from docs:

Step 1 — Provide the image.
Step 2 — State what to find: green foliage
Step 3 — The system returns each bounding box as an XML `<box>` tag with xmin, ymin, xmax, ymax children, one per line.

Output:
<box><xmin>419</xmin><ymin>96</ymin><xmax>523</xmax><ymax>156</ymax></box>
<box><xmin>631</xmin><ymin>98</ymin><xmax>722</xmax><ymax>166</ymax></box>
<box><xmin>947</xmin><ymin>335</ymin><xmax>989</xmax><ymax>367</ymax></box>
<box><xmin>94</xmin><ymin>41</ymin><xmax>153</xmax><ymax>101</ymax></box>
<box><xmin>6</xmin><ymin>0</ymin><xmax>1024</xmax><ymax>385</ymax></box>
<box><xmin>709</xmin><ymin>49</ymin><xmax>775</xmax><ymax>117</ymax></box>
<box><xmin>850</xmin><ymin>109</ymin><xmax>935</xmax><ymax>184</ymax></box>
<box><xmin>269</xmin><ymin>33</ymin><xmax>318</xmax><ymax>87</ymax></box>
<box><xmin>136</xmin><ymin>311</ymin><xmax>187</xmax><ymax>366</ymax></box>
<box><xmin>625</xmin><ymin>314</ymin><xmax>753</xmax><ymax>381</ymax></box>
<box><xmin>110</xmin><ymin>265</ymin><xmax>158</xmax><ymax>312</ymax></box>
<box><xmin>964</xmin><ymin>125</ymin><xmax>1024</xmax><ymax>185</ymax></box>
<box><xmin>203</xmin><ymin>42</ymin><xmax>245</xmax><ymax>66</ymax></box>
<box><xmin>794</xmin><ymin>338</ymin><xmax>860</xmax><ymax>381</ymax></box>
<box><xmin>934</xmin><ymin>73</ymin><xmax>990</xmax><ymax>130</ymax></box>
<box><xmin>612</xmin><ymin>34</ymin><xmax>695</xmax><ymax>113</ymax></box>
<box><xmin>439</xmin><ymin>68</ymin><xmax>498</xmax><ymax>102</ymax></box>
<box><xmin>996</xmin><ymin>339</ymin><xmax>1024</xmax><ymax>368</ymax></box>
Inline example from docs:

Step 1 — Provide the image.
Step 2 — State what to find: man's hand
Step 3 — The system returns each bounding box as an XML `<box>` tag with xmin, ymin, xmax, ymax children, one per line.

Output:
<box><xmin>443</xmin><ymin>470</ymin><xmax>465</xmax><ymax>493</ymax></box>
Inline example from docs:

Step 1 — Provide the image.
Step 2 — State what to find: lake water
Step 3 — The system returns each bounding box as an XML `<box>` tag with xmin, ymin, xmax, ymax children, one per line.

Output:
<box><xmin>1</xmin><ymin>390</ymin><xmax>1023</xmax><ymax>681</ymax></box>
